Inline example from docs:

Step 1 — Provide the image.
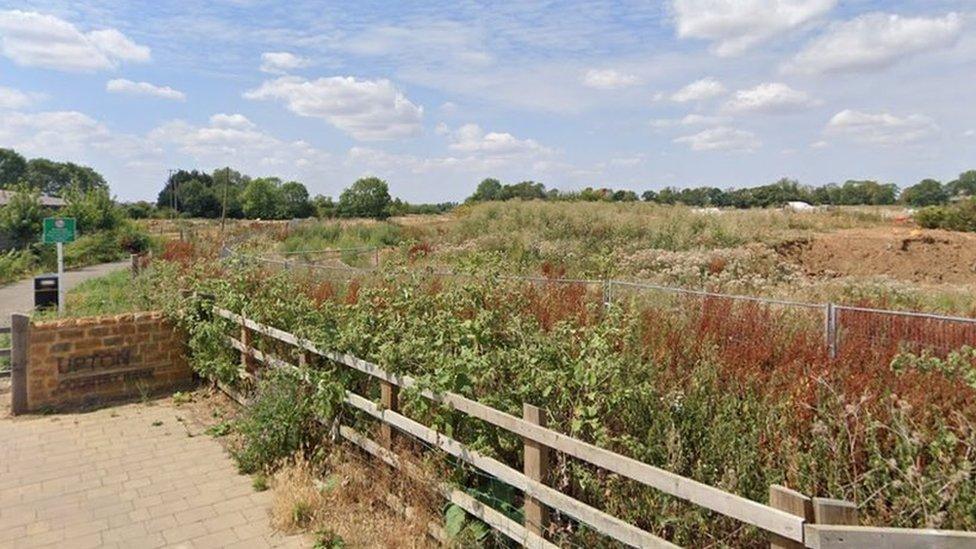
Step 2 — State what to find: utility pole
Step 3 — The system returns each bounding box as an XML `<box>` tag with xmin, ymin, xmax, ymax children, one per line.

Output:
<box><xmin>220</xmin><ymin>166</ymin><xmax>229</xmax><ymax>236</ymax></box>
<box><xmin>168</xmin><ymin>168</ymin><xmax>177</xmax><ymax>217</ymax></box>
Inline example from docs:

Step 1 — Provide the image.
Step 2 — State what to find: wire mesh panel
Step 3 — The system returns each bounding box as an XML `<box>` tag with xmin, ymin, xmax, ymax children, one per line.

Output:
<box><xmin>836</xmin><ymin>306</ymin><xmax>976</xmax><ymax>358</ymax></box>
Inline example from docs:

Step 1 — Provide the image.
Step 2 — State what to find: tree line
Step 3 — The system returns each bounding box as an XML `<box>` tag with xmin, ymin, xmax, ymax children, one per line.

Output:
<box><xmin>147</xmin><ymin>169</ymin><xmax>453</xmax><ymax>221</ymax></box>
<box><xmin>467</xmin><ymin>171</ymin><xmax>976</xmax><ymax>209</ymax></box>
<box><xmin>0</xmin><ymin>148</ymin><xmax>107</xmax><ymax>195</ymax></box>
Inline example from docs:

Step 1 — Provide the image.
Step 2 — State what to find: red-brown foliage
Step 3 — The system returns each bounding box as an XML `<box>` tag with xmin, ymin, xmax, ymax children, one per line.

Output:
<box><xmin>160</xmin><ymin>240</ymin><xmax>195</xmax><ymax>267</ymax></box>
<box><xmin>520</xmin><ymin>280</ymin><xmax>594</xmax><ymax>331</ymax></box>
<box><xmin>408</xmin><ymin>242</ymin><xmax>433</xmax><ymax>262</ymax></box>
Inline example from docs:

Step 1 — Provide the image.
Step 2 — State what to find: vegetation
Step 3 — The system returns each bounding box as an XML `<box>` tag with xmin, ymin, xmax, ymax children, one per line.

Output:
<box><xmin>464</xmin><ymin>170</ymin><xmax>976</xmax><ymax>209</ymax></box>
<box><xmin>915</xmin><ymin>198</ymin><xmax>976</xmax><ymax>232</ymax></box>
<box><xmin>0</xmin><ymin>148</ymin><xmax>107</xmax><ymax>194</ymax></box>
<box><xmin>142</xmin><ymin>249</ymin><xmax>976</xmax><ymax>546</ymax></box>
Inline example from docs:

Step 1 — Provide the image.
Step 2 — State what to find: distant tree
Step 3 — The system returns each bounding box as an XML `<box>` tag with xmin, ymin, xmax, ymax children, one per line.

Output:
<box><xmin>500</xmin><ymin>181</ymin><xmax>546</xmax><ymax>200</ymax></box>
<box><xmin>279</xmin><ymin>181</ymin><xmax>313</xmax><ymax>218</ymax></box>
<box><xmin>902</xmin><ymin>179</ymin><xmax>948</xmax><ymax>207</ymax></box>
<box><xmin>611</xmin><ymin>189</ymin><xmax>638</xmax><ymax>202</ymax></box>
<box><xmin>157</xmin><ymin>169</ymin><xmax>214</xmax><ymax>211</ymax></box>
<box><xmin>641</xmin><ymin>190</ymin><xmax>658</xmax><ymax>202</ymax></box>
<box><xmin>947</xmin><ymin>170</ymin><xmax>976</xmax><ymax>198</ymax></box>
<box><xmin>241</xmin><ymin>177</ymin><xmax>283</xmax><ymax>219</ymax></box>
<box><xmin>0</xmin><ymin>148</ymin><xmax>27</xmax><ymax>188</ymax></box>
<box><xmin>337</xmin><ymin>177</ymin><xmax>392</xmax><ymax>219</ymax></box>
<box><xmin>177</xmin><ymin>179</ymin><xmax>221</xmax><ymax>218</ymax></box>
<box><xmin>311</xmin><ymin>195</ymin><xmax>336</xmax><ymax>218</ymax></box>
<box><xmin>62</xmin><ymin>186</ymin><xmax>122</xmax><ymax>233</ymax></box>
<box><xmin>0</xmin><ymin>185</ymin><xmax>46</xmax><ymax>247</ymax></box>
<box><xmin>469</xmin><ymin>178</ymin><xmax>502</xmax><ymax>202</ymax></box>
<box><xmin>124</xmin><ymin>201</ymin><xmax>155</xmax><ymax>219</ymax></box>
<box><xmin>212</xmin><ymin>167</ymin><xmax>247</xmax><ymax>219</ymax></box>
<box><xmin>22</xmin><ymin>158</ymin><xmax>107</xmax><ymax>195</ymax></box>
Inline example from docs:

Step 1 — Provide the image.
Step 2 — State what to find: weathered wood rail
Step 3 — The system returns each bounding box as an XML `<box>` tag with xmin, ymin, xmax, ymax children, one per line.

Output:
<box><xmin>213</xmin><ymin>306</ymin><xmax>976</xmax><ymax>548</ymax></box>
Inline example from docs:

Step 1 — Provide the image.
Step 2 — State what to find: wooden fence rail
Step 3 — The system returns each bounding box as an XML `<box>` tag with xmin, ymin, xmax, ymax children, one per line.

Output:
<box><xmin>213</xmin><ymin>306</ymin><xmax>976</xmax><ymax>548</ymax></box>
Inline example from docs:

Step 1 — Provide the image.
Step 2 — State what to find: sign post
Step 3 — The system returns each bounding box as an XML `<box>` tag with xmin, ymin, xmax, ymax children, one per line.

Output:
<box><xmin>42</xmin><ymin>217</ymin><xmax>76</xmax><ymax>316</ymax></box>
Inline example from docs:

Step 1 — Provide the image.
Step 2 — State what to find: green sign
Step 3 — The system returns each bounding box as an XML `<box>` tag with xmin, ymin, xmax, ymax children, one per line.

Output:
<box><xmin>42</xmin><ymin>217</ymin><xmax>76</xmax><ymax>244</ymax></box>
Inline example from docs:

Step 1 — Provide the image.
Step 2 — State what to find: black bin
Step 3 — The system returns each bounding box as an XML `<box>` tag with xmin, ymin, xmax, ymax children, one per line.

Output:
<box><xmin>34</xmin><ymin>274</ymin><xmax>59</xmax><ymax>309</ymax></box>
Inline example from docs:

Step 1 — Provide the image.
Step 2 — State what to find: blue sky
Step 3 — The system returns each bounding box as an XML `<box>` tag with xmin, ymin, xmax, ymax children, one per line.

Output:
<box><xmin>0</xmin><ymin>1</ymin><xmax>973</xmax><ymax>202</ymax></box>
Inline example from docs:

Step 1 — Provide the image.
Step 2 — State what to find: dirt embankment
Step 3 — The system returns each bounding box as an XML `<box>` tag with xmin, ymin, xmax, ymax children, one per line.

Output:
<box><xmin>778</xmin><ymin>227</ymin><xmax>976</xmax><ymax>285</ymax></box>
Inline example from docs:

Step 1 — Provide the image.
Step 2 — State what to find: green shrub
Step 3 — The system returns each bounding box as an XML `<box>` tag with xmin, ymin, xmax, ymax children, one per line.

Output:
<box><xmin>0</xmin><ymin>248</ymin><xmax>37</xmax><ymax>285</ymax></box>
<box><xmin>232</xmin><ymin>370</ymin><xmax>326</xmax><ymax>474</ymax></box>
<box><xmin>915</xmin><ymin>198</ymin><xmax>976</xmax><ymax>232</ymax></box>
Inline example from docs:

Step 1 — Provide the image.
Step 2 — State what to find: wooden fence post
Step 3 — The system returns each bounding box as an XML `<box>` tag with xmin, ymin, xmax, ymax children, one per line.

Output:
<box><xmin>380</xmin><ymin>381</ymin><xmax>399</xmax><ymax>449</ymax></box>
<box><xmin>812</xmin><ymin>497</ymin><xmax>858</xmax><ymax>526</ymax></box>
<box><xmin>523</xmin><ymin>403</ymin><xmax>550</xmax><ymax>537</ymax></box>
<box><xmin>769</xmin><ymin>485</ymin><xmax>813</xmax><ymax>549</ymax></box>
<box><xmin>240</xmin><ymin>316</ymin><xmax>254</xmax><ymax>376</ymax></box>
<box><xmin>10</xmin><ymin>314</ymin><xmax>29</xmax><ymax>416</ymax></box>
<box><xmin>130</xmin><ymin>253</ymin><xmax>140</xmax><ymax>277</ymax></box>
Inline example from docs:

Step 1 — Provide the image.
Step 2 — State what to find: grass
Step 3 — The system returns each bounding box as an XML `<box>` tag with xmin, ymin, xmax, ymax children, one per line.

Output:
<box><xmin>32</xmin><ymin>269</ymin><xmax>145</xmax><ymax>321</ymax></box>
<box><xmin>0</xmin><ymin>332</ymin><xmax>9</xmax><ymax>372</ymax></box>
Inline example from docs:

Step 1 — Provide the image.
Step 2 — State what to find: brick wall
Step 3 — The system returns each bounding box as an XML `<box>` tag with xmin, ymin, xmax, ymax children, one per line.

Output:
<box><xmin>24</xmin><ymin>312</ymin><xmax>192</xmax><ymax>411</ymax></box>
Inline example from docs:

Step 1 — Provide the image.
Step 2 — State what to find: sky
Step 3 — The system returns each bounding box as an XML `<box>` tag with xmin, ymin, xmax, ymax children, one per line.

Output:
<box><xmin>0</xmin><ymin>1</ymin><xmax>973</xmax><ymax>203</ymax></box>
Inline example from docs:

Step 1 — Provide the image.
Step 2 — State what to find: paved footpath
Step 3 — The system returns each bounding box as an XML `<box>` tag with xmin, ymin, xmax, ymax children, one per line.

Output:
<box><xmin>0</xmin><ymin>261</ymin><xmax>131</xmax><ymax>328</ymax></box>
<box><xmin>0</xmin><ymin>386</ymin><xmax>308</xmax><ymax>548</ymax></box>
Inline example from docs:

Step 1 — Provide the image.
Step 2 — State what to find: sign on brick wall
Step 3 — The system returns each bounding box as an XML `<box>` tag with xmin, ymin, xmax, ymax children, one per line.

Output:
<box><xmin>23</xmin><ymin>312</ymin><xmax>192</xmax><ymax>411</ymax></box>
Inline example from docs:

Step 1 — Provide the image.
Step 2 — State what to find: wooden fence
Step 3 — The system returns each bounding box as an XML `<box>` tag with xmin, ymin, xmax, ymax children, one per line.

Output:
<box><xmin>213</xmin><ymin>305</ymin><xmax>976</xmax><ymax>548</ymax></box>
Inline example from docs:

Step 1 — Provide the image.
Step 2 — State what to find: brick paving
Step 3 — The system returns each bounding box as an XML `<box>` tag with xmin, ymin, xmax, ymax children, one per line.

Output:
<box><xmin>0</xmin><ymin>386</ymin><xmax>308</xmax><ymax>548</ymax></box>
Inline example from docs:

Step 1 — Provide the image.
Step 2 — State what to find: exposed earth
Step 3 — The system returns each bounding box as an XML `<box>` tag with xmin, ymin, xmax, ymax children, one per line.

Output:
<box><xmin>778</xmin><ymin>227</ymin><xmax>976</xmax><ymax>285</ymax></box>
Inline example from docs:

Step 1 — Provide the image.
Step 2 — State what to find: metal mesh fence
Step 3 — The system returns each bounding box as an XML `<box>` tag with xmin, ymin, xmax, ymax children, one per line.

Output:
<box><xmin>226</xmin><ymin>248</ymin><xmax>976</xmax><ymax>358</ymax></box>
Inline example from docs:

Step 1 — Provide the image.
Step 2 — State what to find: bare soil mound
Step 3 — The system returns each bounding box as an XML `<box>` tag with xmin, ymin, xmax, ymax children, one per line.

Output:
<box><xmin>778</xmin><ymin>227</ymin><xmax>976</xmax><ymax>285</ymax></box>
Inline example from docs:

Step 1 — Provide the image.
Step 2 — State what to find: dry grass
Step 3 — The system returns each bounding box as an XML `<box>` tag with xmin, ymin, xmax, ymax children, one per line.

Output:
<box><xmin>270</xmin><ymin>448</ymin><xmax>440</xmax><ymax>548</ymax></box>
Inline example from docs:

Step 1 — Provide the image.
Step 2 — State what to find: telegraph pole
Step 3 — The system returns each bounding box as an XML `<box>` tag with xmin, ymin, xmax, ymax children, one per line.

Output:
<box><xmin>220</xmin><ymin>166</ymin><xmax>229</xmax><ymax>236</ymax></box>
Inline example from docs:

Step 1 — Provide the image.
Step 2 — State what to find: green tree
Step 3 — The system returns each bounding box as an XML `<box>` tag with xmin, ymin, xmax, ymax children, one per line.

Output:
<box><xmin>23</xmin><ymin>158</ymin><xmax>107</xmax><ymax>195</ymax></box>
<box><xmin>902</xmin><ymin>179</ymin><xmax>948</xmax><ymax>207</ymax></box>
<box><xmin>62</xmin><ymin>186</ymin><xmax>122</xmax><ymax>233</ymax></box>
<box><xmin>178</xmin><ymin>179</ymin><xmax>222</xmax><ymax>218</ymax></box>
<box><xmin>469</xmin><ymin>178</ymin><xmax>502</xmax><ymax>202</ymax></box>
<box><xmin>311</xmin><ymin>195</ymin><xmax>336</xmax><ymax>218</ymax></box>
<box><xmin>0</xmin><ymin>148</ymin><xmax>27</xmax><ymax>188</ymax></box>
<box><xmin>337</xmin><ymin>177</ymin><xmax>392</xmax><ymax>219</ymax></box>
<box><xmin>947</xmin><ymin>170</ymin><xmax>976</xmax><ymax>198</ymax></box>
<box><xmin>241</xmin><ymin>177</ymin><xmax>283</xmax><ymax>219</ymax></box>
<box><xmin>0</xmin><ymin>185</ymin><xmax>47</xmax><ymax>247</ymax></box>
<box><xmin>279</xmin><ymin>181</ymin><xmax>313</xmax><ymax>218</ymax></box>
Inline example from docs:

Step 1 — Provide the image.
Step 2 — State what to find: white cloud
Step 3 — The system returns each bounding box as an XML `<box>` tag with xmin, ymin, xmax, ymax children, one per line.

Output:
<box><xmin>149</xmin><ymin>113</ymin><xmax>329</xmax><ymax>169</ymax></box>
<box><xmin>650</xmin><ymin>113</ymin><xmax>728</xmax><ymax>128</ymax></box>
<box><xmin>447</xmin><ymin>123</ymin><xmax>553</xmax><ymax>159</ymax></box>
<box><xmin>259</xmin><ymin>52</ymin><xmax>311</xmax><ymax>74</ymax></box>
<box><xmin>0</xmin><ymin>110</ymin><xmax>152</xmax><ymax>163</ymax></box>
<box><xmin>825</xmin><ymin>109</ymin><xmax>939</xmax><ymax>146</ymax></box>
<box><xmin>724</xmin><ymin>82</ymin><xmax>818</xmax><ymax>113</ymax></box>
<box><xmin>674</xmin><ymin>126</ymin><xmax>761</xmax><ymax>151</ymax></box>
<box><xmin>0</xmin><ymin>10</ymin><xmax>150</xmax><ymax>71</ymax></box>
<box><xmin>964</xmin><ymin>129</ymin><xmax>976</xmax><ymax>138</ymax></box>
<box><xmin>244</xmin><ymin>76</ymin><xmax>423</xmax><ymax>140</ymax></box>
<box><xmin>582</xmin><ymin>68</ymin><xmax>639</xmax><ymax>90</ymax></box>
<box><xmin>788</xmin><ymin>12</ymin><xmax>963</xmax><ymax>74</ymax></box>
<box><xmin>106</xmin><ymin>79</ymin><xmax>185</xmax><ymax>101</ymax></box>
<box><xmin>671</xmin><ymin>0</ymin><xmax>836</xmax><ymax>56</ymax></box>
<box><xmin>0</xmin><ymin>85</ymin><xmax>35</xmax><ymax>109</ymax></box>
<box><xmin>209</xmin><ymin>113</ymin><xmax>255</xmax><ymax>129</ymax></box>
<box><xmin>671</xmin><ymin>77</ymin><xmax>726</xmax><ymax>102</ymax></box>
<box><xmin>811</xmin><ymin>140</ymin><xmax>829</xmax><ymax>148</ymax></box>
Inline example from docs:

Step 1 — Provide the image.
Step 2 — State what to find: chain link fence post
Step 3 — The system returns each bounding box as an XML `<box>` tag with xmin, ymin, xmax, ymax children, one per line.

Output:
<box><xmin>825</xmin><ymin>303</ymin><xmax>838</xmax><ymax>359</ymax></box>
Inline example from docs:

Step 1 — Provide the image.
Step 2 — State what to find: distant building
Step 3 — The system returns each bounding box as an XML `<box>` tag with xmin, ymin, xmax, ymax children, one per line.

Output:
<box><xmin>0</xmin><ymin>189</ymin><xmax>66</xmax><ymax>208</ymax></box>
